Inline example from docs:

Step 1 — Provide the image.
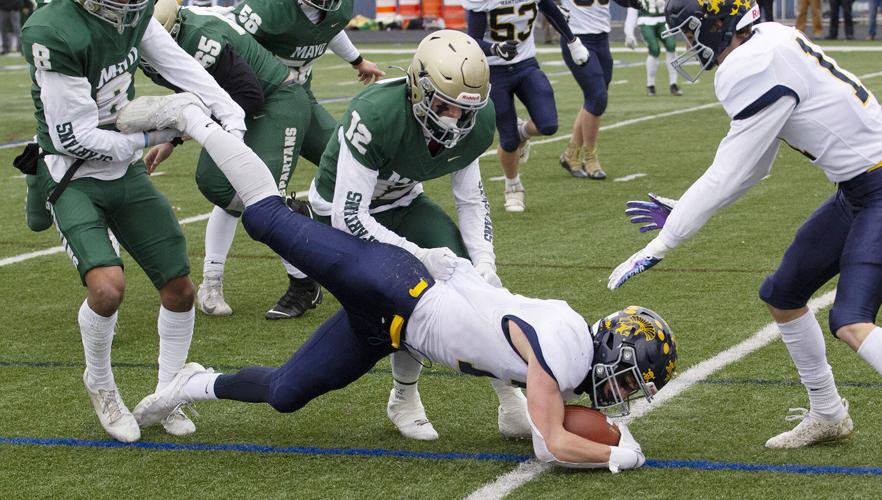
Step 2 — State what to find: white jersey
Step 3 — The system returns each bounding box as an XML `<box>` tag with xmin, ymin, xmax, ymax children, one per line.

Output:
<box><xmin>560</xmin><ymin>0</ymin><xmax>610</xmax><ymax>35</ymax></box>
<box><xmin>716</xmin><ymin>23</ymin><xmax>882</xmax><ymax>182</ymax></box>
<box><xmin>464</xmin><ymin>0</ymin><xmax>538</xmax><ymax>66</ymax></box>
<box><xmin>657</xmin><ymin>22</ymin><xmax>882</xmax><ymax>249</ymax></box>
<box><xmin>406</xmin><ymin>260</ymin><xmax>594</xmax><ymax>401</ymax></box>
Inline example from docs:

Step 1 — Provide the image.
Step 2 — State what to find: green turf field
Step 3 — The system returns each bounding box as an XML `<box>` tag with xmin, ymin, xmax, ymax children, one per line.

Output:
<box><xmin>1</xmin><ymin>40</ymin><xmax>881</xmax><ymax>499</ymax></box>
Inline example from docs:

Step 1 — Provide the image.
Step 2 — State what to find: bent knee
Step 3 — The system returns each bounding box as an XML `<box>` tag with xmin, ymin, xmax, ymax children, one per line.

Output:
<box><xmin>535</xmin><ymin>122</ymin><xmax>558</xmax><ymax>136</ymax></box>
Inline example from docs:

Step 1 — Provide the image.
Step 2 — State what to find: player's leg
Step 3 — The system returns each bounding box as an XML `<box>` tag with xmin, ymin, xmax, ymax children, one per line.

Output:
<box><xmin>266</xmin><ymin>88</ymin><xmax>334</xmax><ymax>319</ymax></box>
<box><xmin>133</xmin><ymin>309</ymin><xmax>397</xmax><ymax>426</ymax></box>
<box><xmin>49</xmin><ymin>173</ymin><xmax>139</xmax><ymax>442</ymax></box>
<box><xmin>489</xmin><ymin>66</ymin><xmax>527</xmax><ymax>213</ymax></box>
<box><xmin>759</xmin><ymin>192</ymin><xmax>852</xmax><ymax>448</ymax></box>
<box><xmin>561</xmin><ymin>34</ymin><xmax>610</xmax><ymax>180</ymax></box>
<box><xmin>641</xmin><ymin>24</ymin><xmax>661</xmax><ymax>95</ymax></box>
<box><xmin>660</xmin><ymin>24</ymin><xmax>681</xmax><ymax>94</ymax></box>
<box><xmin>515</xmin><ymin>60</ymin><xmax>558</xmax><ymax>160</ymax></box>
<box><xmin>109</xmin><ymin>164</ymin><xmax>196</xmax><ymax>436</ymax></box>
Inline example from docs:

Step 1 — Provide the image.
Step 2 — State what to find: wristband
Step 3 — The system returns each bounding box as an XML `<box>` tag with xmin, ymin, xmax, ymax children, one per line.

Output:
<box><xmin>350</xmin><ymin>55</ymin><xmax>363</xmax><ymax>67</ymax></box>
<box><xmin>171</xmin><ymin>136</ymin><xmax>184</xmax><ymax>147</ymax></box>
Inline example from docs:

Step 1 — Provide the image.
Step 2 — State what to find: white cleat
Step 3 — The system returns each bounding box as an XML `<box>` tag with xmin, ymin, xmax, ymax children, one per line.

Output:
<box><xmin>116</xmin><ymin>93</ymin><xmax>209</xmax><ymax>134</ymax></box>
<box><xmin>197</xmin><ymin>271</ymin><xmax>233</xmax><ymax>316</ymax></box>
<box><xmin>133</xmin><ymin>362</ymin><xmax>210</xmax><ymax>429</ymax></box>
<box><xmin>764</xmin><ymin>399</ymin><xmax>854</xmax><ymax>449</ymax></box>
<box><xmin>386</xmin><ymin>388</ymin><xmax>439</xmax><ymax>441</ymax></box>
<box><xmin>516</xmin><ymin>117</ymin><xmax>531</xmax><ymax>165</ymax></box>
<box><xmin>504</xmin><ymin>183</ymin><xmax>526</xmax><ymax>213</ymax></box>
<box><xmin>83</xmin><ymin>369</ymin><xmax>140</xmax><ymax>443</ymax></box>
<box><xmin>161</xmin><ymin>407</ymin><xmax>197</xmax><ymax>437</ymax></box>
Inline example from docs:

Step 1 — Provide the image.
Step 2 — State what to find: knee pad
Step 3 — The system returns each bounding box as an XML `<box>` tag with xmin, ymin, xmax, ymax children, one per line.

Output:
<box><xmin>499</xmin><ymin>131</ymin><xmax>521</xmax><ymax>152</ymax></box>
<box><xmin>758</xmin><ymin>275</ymin><xmax>809</xmax><ymax>310</ymax></box>
<box><xmin>828</xmin><ymin>305</ymin><xmax>874</xmax><ymax>337</ymax></box>
<box><xmin>266</xmin><ymin>385</ymin><xmax>308</xmax><ymax>413</ymax></box>
<box><xmin>584</xmin><ymin>92</ymin><xmax>608</xmax><ymax>117</ymax></box>
<box><xmin>648</xmin><ymin>45</ymin><xmax>661</xmax><ymax>58</ymax></box>
<box><xmin>535</xmin><ymin>122</ymin><xmax>558</xmax><ymax>136</ymax></box>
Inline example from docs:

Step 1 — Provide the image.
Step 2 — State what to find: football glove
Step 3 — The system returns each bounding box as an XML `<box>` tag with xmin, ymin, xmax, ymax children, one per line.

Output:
<box><xmin>474</xmin><ymin>261</ymin><xmax>502</xmax><ymax>288</ymax></box>
<box><xmin>625</xmin><ymin>35</ymin><xmax>638</xmax><ymax>50</ymax></box>
<box><xmin>607</xmin><ymin>423</ymin><xmax>645</xmax><ymax>473</ymax></box>
<box><xmin>607</xmin><ymin>238</ymin><xmax>671</xmax><ymax>290</ymax></box>
<box><xmin>413</xmin><ymin>246</ymin><xmax>458</xmax><ymax>281</ymax></box>
<box><xmin>625</xmin><ymin>192</ymin><xmax>677</xmax><ymax>233</ymax></box>
<box><xmin>491</xmin><ymin>41</ymin><xmax>519</xmax><ymax>61</ymax></box>
<box><xmin>567</xmin><ymin>38</ymin><xmax>589</xmax><ymax>65</ymax></box>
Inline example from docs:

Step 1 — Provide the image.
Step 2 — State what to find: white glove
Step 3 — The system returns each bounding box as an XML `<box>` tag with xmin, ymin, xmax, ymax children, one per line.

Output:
<box><xmin>607</xmin><ymin>237</ymin><xmax>671</xmax><ymax>290</ymax></box>
<box><xmin>567</xmin><ymin>38</ymin><xmax>589</xmax><ymax>65</ymax></box>
<box><xmin>625</xmin><ymin>35</ymin><xmax>638</xmax><ymax>50</ymax></box>
<box><xmin>607</xmin><ymin>422</ymin><xmax>645</xmax><ymax>473</ymax></box>
<box><xmin>474</xmin><ymin>261</ymin><xmax>502</xmax><ymax>288</ymax></box>
<box><xmin>413</xmin><ymin>247</ymin><xmax>458</xmax><ymax>281</ymax></box>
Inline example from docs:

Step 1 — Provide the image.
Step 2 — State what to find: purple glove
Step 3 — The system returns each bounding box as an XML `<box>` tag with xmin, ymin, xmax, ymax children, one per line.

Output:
<box><xmin>625</xmin><ymin>193</ymin><xmax>676</xmax><ymax>233</ymax></box>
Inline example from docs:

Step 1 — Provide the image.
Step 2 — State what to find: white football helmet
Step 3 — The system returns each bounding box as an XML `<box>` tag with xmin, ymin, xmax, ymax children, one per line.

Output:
<box><xmin>76</xmin><ymin>0</ymin><xmax>152</xmax><ymax>33</ymax></box>
<box><xmin>407</xmin><ymin>30</ymin><xmax>490</xmax><ymax>149</ymax></box>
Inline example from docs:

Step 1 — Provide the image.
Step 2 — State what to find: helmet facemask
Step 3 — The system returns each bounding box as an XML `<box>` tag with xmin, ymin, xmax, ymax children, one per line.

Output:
<box><xmin>78</xmin><ymin>0</ymin><xmax>150</xmax><ymax>33</ymax></box>
<box><xmin>412</xmin><ymin>74</ymin><xmax>488</xmax><ymax>149</ymax></box>
<box><xmin>590</xmin><ymin>344</ymin><xmax>658</xmax><ymax>417</ymax></box>
<box><xmin>662</xmin><ymin>15</ymin><xmax>719</xmax><ymax>83</ymax></box>
<box><xmin>300</xmin><ymin>0</ymin><xmax>343</xmax><ymax>12</ymax></box>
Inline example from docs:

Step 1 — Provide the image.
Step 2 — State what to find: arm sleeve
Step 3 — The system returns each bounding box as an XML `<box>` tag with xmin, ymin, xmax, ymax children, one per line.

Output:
<box><xmin>466</xmin><ymin>10</ymin><xmax>495</xmax><ymax>56</ymax></box>
<box><xmin>656</xmin><ymin>96</ymin><xmax>795</xmax><ymax>249</ymax></box>
<box><xmin>207</xmin><ymin>44</ymin><xmax>265</xmax><ymax>117</ymax></box>
<box><xmin>139</xmin><ymin>18</ymin><xmax>246</xmax><ymax>135</ymax></box>
<box><xmin>331</xmin><ymin>129</ymin><xmax>422</xmax><ymax>255</ymax></box>
<box><xmin>538</xmin><ymin>0</ymin><xmax>575</xmax><ymax>42</ymax></box>
<box><xmin>624</xmin><ymin>8</ymin><xmax>638</xmax><ymax>38</ymax></box>
<box><xmin>328</xmin><ymin>31</ymin><xmax>360</xmax><ymax>64</ymax></box>
<box><xmin>37</xmin><ymin>70</ymin><xmax>144</xmax><ymax>161</ymax></box>
<box><xmin>450</xmin><ymin>160</ymin><xmax>495</xmax><ymax>266</ymax></box>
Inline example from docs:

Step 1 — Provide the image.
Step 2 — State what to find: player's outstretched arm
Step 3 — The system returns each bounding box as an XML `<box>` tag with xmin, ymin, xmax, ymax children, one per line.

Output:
<box><xmin>625</xmin><ymin>193</ymin><xmax>677</xmax><ymax>233</ymax></box>
<box><xmin>328</xmin><ymin>32</ymin><xmax>385</xmax><ymax>84</ymax></box>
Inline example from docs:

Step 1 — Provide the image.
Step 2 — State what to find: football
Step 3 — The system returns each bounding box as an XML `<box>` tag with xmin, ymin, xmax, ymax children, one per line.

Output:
<box><xmin>562</xmin><ymin>405</ymin><xmax>621</xmax><ymax>446</ymax></box>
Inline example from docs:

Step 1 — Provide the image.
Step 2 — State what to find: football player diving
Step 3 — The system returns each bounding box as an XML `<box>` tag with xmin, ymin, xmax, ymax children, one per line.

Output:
<box><xmin>227</xmin><ymin>0</ymin><xmax>386</xmax><ymax>321</ymax></box>
<box><xmin>307</xmin><ymin>30</ymin><xmax>528</xmax><ymax>442</ymax></box>
<box><xmin>20</xmin><ymin>0</ymin><xmax>246</xmax><ymax>441</ymax></box>
<box><xmin>110</xmin><ymin>82</ymin><xmax>679</xmax><ymax>471</ymax></box>
<box><xmin>466</xmin><ymin>0</ymin><xmax>589</xmax><ymax>211</ymax></box>
<box><xmin>608</xmin><ymin>0</ymin><xmax>882</xmax><ymax>449</ymax></box>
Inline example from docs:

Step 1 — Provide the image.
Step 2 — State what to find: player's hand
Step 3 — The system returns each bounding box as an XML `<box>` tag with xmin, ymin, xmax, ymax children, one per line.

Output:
<box><xmin>145</xmin><ymin>142</ymin><xmax>175</xmax><ymax>174</ymax></box>
<box><xmin>625</xmin><ymin>35</ymin><xmax>638</xmax><ymax>50</ymax></box>
<box><xmin>491</xmin><ymin>40</ymin><xmax>519</xmax><ymax>61</ymax></box>
<box><xmin>607</xmin><ymin>445</ymin><xmax>645</xmax><ymax>473</ymax></box>
<box><xmin>354</xmin><ymin>59</ymin><xmax>385</xmax><ymax>84</ymax></box>
<box><xmin>414</xmin><ymin>246</ymin><xmax>458</xmax><ymax>281</ymax></box>
<box><xmin>567</xmin><ymin>38</ymin><xmax>590</xmax><ymax>65</ymax></box>
<box><xmin>607</xmin><ymin>238</ymin><xmax>671</xmax><ymax>290</ymax></box>
<box><xmin>474</xmin><ymin>261</ymin><xmax>502</xmax><ymax>288</ymax></box>
<box><xmin>616</xmin><ymin>422</ymin><xmax>642</xmax><ymax>451</ymax></box>
<box><xmin>625</xmin><ymin>192</ymin><xmax>677</xmax><ymax>233</ymax></box>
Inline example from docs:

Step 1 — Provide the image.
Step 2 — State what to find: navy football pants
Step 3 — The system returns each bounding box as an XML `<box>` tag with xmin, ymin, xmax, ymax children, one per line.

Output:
<box><xmin>490</xmin><ymin>58</ymin><xmax>558</xmax><ymax>152</ymax></box>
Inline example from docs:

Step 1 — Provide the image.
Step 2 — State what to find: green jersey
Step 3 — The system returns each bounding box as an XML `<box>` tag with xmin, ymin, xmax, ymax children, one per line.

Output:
<box><xmin>232</xmin><ymin>0</ymin><xmax>353</xmax><ymax>85</ymax></box>
<box><xmin>636</xmin><ymin>0</ymin><xmax>665</xmax><ymax>18</ymax></box>
<box><xmin>21</xmin><ymin>0</ymin><xmax>153</xmax><ymax>157</ymax></box>
<box><xmin>314</xmin><ymin>78</ymin><xmax>496</xmax><ymax>210</ymax></box>
<box><xmin>175</xmin><ymin>7</ymin><xmax>289</xmax><ymax>95</ymax></box>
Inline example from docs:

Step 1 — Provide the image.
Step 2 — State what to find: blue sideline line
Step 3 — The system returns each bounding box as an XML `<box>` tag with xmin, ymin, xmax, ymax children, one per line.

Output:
<box><xmin>2</xmin><ymin>436</ymin><xmax>881</xmax><ymax>476</ymax></box>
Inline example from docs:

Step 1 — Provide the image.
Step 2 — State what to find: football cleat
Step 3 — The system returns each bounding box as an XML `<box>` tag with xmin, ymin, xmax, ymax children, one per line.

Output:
<box><xmin>516</xmin><ymin>118</ymin><xmax>531</xmax><ymax>165</ymax></box>
<box><xmin>387</xmin><ymin>387</ymin><xmax>439</xmax><ymax>441</ymax></box>
<box><xmin>670</xmin><ymin>83</ymin><xmax>683</xmax><ymax>96</ymax></box>
<box><xmin>116</xmin><ymin>93</ymin><xmax>209</xmax><ymax>134</ymax></box>
<box><xmin>197</xmin><ymin>271</ymin><xmax>232</xmax><ymax>316</ymax></box>
<box><xmin>161</xmin><ymin>407</ymin><xmax>197</xmax><ymax>436</ymax></box>
<box><xmin>581</xmin><ymin>145</ymin><xmax>607</xmax><ymax>180</ymax></box>
<box><xmin>560</xmin><ymin>151</ymin><xmax>588</xmax><ymax>178</ymax></box>
<box><xmin>764</xmin><ymin>399</ymin><xmax>854</xmax><ymax>449</ymax></box>
<box><xmin>265</xmin><ymin>275</ymin><xmax>323</xmax><ymax>320</ymax></box>
<box><xmin>83</xmin><ymin>369</ymin><xmax>140</xmax><ymax>442</ymax></box>
<box><xmin>646</xmin><ymin>85</ymin><xmax>657</xmax><ymax>97</ymax></box>
<box><xmin>133</xmin><ymin>362</ymin><xmax>209</xmax><ymax>428</ymax></box>
<box><xmin>504</xmin><ymin>183</ymin><xmax>526</xmax><ymax>213</ymax></box>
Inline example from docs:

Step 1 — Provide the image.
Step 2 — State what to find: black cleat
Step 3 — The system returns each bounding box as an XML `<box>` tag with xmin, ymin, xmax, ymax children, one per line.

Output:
<box><xmin>265</xmin><ymin>275</ymin><xmax>323</xmax><ymax>320</ymax></box>
<box><xmin>285</xmin><ymin>195</ymin><xmax>314</xmax><ymax>219</ymax></box>
<box><xmin>647</xmin><ymin>85</ymin><xmax>657</xmax><ymax>97</ymax></box>
<box><xmin>670</xmin><ymin>83</ymin><xmax>683</xmax><ymax>96</ymax></box>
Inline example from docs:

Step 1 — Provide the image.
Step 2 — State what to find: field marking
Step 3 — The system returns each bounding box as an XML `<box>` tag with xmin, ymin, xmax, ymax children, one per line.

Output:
<box><xmin>466</xmin><ymin>290</ymin><xmax>837</xmax><ymax>499</ymax></box>
<box><xmin>613</xmin><ymin>173</ymin><xmax>647</xmax><ymax>182</ymax></box>
<box><xmin>359</xmin><ymin>46</ymin><xmax>882</xmax><ymax>55</ymax></box>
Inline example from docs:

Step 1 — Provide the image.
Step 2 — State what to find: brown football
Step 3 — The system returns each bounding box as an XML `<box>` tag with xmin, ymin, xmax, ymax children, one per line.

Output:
<box><xmin>562</xmin><ymin>405</ymin><xmax>621</xmax><ymax>446</ymax></box>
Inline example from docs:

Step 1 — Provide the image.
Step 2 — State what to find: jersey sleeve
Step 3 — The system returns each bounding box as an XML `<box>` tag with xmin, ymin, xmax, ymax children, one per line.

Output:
<box><xmin>21</xmin><ymin>24</ymin><xmax>85</xmax><ymax>78</ymax></box>
<box><xmin>462</xmin><ymin>0</ymin><xmax>492</xmax><ymax>12</ymax></box>
<box><xmin>450</xmin><ymin>160</ymin><xmax>495</xmax><ymax>267</ymax></box>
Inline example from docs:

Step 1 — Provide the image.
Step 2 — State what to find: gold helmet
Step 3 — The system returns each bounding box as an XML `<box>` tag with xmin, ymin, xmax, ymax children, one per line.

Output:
<box><xmin>152</xmin><ymin>0</ymin><xmax>181</xmax><ymax>37</ymax></box>
<box><xmin>407</xmin><ymin>30</ymin><xmax>490</xmax><ymax>149</ymax></box>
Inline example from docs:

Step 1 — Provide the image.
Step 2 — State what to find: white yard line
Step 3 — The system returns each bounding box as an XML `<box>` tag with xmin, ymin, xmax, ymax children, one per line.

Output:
<box><xmin>613</xmin><ymin>173</ymin><xmax>647</xmax><ymax>182</ymax></box>
<box><xmin>359</xmin><ymin>46</ymin><xmax>882</xmax><ymax>55</ymax></box>
<box><xmin>466</xmin><ymin>290</ymin><xmax>837</xmax><ymax>500</ymax></box>
<box><xmin>2</xmin><ymin>102</ymin><xmax>723</xmax><ymax>268</ymax></box>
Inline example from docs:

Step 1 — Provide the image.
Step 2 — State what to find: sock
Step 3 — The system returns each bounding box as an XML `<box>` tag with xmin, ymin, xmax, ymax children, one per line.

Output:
<box><xmin>504</xmin><ymin>175</ymin><xmax>522</xmax><ymax>189</ymax></box>
<box><xmin>778</xmin><ymin>311</ymin><xmax>846</xmax><ymax>420</ymax></box>
<box><xmin>581</xmin><ymin>144</ymin><xmax>597</xmax><ymax>159</ymax></box>
<box><xmin>213</xmin><ymin>367</ymin><xmax>275</xmax><ymax>403</ymax></box>
<box><xmin>182</xmin><ymin>111</ymin><xmax>276</xmax><ymax>207</ymax></box>
<box><xmin>489</xmin><ymin>377</ymin><xmax>526</xmax><ymax>407</ymax></box>
<box><xmin>79</xmin><ymin>299</ymin><xmax>118</xmax><ymax>389</ymax></box>
<box><xmin>563</xmin><ymin>142</ymin><xmax>580</xmax><ymax>161</ymax></box>
<box><xmin>203</xmin><ymin>205</ymin><xmax>238</xmax><ymax>276</ymax></box>
<box><xmin>282</xmin><ymin>259</ymin><xmax>307</xmax><ymax>279</ymax></box>
<box><xmin>857</xmin><ymin>327</ymin><xmax>882</xmax><ymax>375</ymax></box>
<box><xmin>646</xmin><ymin>55</ymin><xmax>659</xmax><ymax>87</ymax></box>
<box><xmin>156</xmin><ymin>306</ymin><xmax>195</xmax><ymax>392</ymax></box>
<box><xmin>665</xmin><ymin>52</ymin><xmax>678</xmax><ymax>86</ymax></box>
<box><xmin>391</xmin><ymin>351</ymin><xmax>423</xmax><ymax>396</ymax></box>
<box><xmin>183</xmin><ymin>371</ymin><xmax>221</xmax><ymax>401</ymax></box>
